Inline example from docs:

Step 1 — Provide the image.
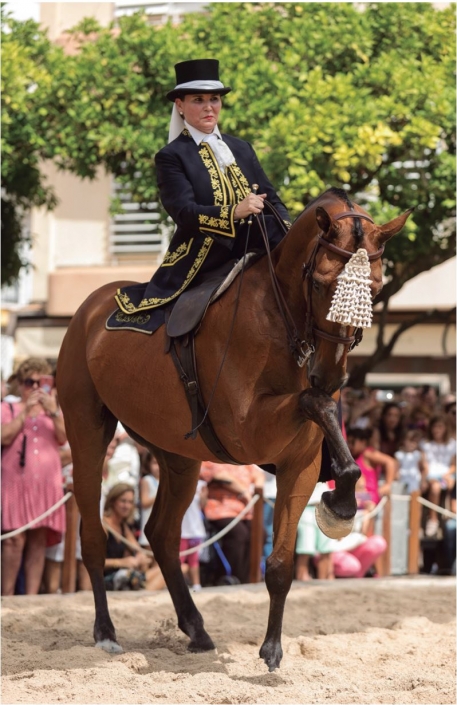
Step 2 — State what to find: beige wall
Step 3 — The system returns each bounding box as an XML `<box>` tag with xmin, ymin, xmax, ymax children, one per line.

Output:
<box><xmin>30</xmin><ymin>163</ymin><xmax>112</xmax><ymax>303</ymax></box>
<box><xmin>46</xmin><ymin>264</ymin><xmax>156</xmax><ymax>316</ymax></box>
<box><xmin>40</xmin><ymin>2</ymin><xmax>114</xmax><ymax>39</ymax></box>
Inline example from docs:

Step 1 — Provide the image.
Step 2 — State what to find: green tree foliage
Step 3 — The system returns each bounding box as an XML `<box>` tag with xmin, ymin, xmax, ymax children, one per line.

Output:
<box><xmin>2</xmin><ymin>4</ymin><xmax>455</xmax><ymax>370</ymax></box>
<box><xmin>1</xmin><ymin>11</ymin><xmax>61</xmax><ymax>284</ymax></box>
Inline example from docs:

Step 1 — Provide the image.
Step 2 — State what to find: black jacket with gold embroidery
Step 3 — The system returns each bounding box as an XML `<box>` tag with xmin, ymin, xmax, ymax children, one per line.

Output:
<box><xmin>115</xmin><ymin>129</ymin><xmax>291</xmax><ymax>314</ymax></box>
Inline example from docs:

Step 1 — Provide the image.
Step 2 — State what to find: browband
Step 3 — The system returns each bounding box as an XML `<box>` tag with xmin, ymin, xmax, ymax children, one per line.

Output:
<box><xmin>333</xmin><ymin>211</ymin><xmax>375</xmax><ymax>223</ymax></box>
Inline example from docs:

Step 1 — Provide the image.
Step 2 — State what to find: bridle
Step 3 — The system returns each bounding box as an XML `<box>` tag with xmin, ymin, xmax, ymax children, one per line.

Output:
<box><xmin>260</xmin><ymin>205</ymin><xmax>384</xmax><ymax>367</ymax></box>
<box><xmin>301</xmin><ymin>211</ymin><xmax>383</xmax><ymax>359</ymax></box>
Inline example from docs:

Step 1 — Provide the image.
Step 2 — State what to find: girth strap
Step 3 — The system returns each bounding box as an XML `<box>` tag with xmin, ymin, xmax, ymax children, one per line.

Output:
<box><xmin>170</xmin><ymin>336</ymin><xmax>243</xmax><ymax>465</ymax></box>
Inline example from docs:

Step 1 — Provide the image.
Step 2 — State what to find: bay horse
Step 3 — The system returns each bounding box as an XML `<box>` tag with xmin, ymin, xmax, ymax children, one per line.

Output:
<box><xmin>56</xmin><ymin>187</ymin><xmax>412</xmax><ymax>671</ymax></box>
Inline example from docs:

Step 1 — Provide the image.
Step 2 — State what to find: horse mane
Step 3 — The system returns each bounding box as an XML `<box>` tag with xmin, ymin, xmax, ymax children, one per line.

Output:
<box><xmin>305</xmin><ymin>187</ymin><xmax>364</xmax><ymax>246</ymax></box>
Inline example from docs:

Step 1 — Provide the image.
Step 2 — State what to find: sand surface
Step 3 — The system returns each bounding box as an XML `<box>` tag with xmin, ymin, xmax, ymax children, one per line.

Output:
<box><xmin>2</xmin><ymin>577</ymin><xmax>455</xmax><ymax>705</ymax></box>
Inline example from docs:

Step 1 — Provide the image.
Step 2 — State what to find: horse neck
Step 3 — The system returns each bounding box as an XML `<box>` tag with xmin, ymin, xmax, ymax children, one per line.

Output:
<box><xmin>272</xmin><ymin>207</ymin><xmax>319</xmax><ymax>316</ymax></box>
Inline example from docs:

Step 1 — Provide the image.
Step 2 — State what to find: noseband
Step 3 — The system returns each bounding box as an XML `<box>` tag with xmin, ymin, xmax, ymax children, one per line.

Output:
<box><xmin>301</xmin><ymin>211</ymin><xmax>383</xmax><ymax>359</ymax></box>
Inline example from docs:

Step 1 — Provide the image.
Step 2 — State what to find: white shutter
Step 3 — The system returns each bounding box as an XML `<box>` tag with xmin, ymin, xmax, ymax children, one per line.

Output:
<box><xmin>110</xmin><ymin>180</ymin><xmax>171</xmax><ymax>255</ymax></box>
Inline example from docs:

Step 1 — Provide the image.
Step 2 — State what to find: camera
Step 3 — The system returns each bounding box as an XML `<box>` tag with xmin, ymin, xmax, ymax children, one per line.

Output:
<box><xmin>39</xmin><ymin>375</ymin><xmax>54</xmax><ymax>394</ymax></box>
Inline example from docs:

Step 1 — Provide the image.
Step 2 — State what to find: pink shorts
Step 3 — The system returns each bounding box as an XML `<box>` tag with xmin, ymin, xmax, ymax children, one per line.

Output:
<box><xmin>179</xmin><ymin>538</ymin><xmax>202</xmax><ymax>568</ymax></box>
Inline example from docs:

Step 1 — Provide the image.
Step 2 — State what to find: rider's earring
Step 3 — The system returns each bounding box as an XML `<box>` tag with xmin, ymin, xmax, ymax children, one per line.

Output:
<box><xmin>179</xmin><ymin>112</ymin><xmax>184</xmax><ymax>117</ymax></box>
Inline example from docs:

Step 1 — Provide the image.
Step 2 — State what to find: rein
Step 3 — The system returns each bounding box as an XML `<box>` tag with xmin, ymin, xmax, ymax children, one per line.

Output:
<box><xmin>259</xmin><ymin>203</ymin><xmax>311</xmax><ymax>366</ymax></box>
<box><xmin>260</xmin><ymin>205</ymin><xmax>383</xmax><ymax>366</ymax></box>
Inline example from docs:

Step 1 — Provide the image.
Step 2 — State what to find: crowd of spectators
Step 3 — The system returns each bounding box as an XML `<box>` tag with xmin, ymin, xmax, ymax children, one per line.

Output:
<box><xmin>1</xmin><ymin>360</ymin><xmax>455</xmax><ymax>595</ymax></box>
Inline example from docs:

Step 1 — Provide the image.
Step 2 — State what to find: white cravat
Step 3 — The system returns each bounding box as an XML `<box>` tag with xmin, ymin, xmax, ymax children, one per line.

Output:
<box><xmin>202</xmin><ymin>133</ymin><xmax>236</xmax><ymax>173</ymax></box>
<box><xmin>184</xmin><ymin>121</ymin><xmax>235</xmax><ymax>173</ymax></box>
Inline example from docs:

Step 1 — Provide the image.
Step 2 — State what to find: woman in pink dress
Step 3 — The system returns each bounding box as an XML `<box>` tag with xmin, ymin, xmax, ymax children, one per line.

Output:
<box><xmin>1</xmin><ymin>358</ymin><xmax>66</xmax><ymax>595</ymax></box>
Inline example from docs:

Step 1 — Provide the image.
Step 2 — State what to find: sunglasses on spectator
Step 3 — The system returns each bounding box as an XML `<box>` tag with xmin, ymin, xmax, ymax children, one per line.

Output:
<box><xmin>22</xmin><ymin>378</ymin><xmax>41</xmax><ymax>388</ymax></box>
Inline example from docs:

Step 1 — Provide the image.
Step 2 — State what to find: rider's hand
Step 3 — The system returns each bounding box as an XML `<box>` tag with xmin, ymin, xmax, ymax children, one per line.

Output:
<box><xmin>234</xmin><ymin>193</ymin><xmax>266</xmax><ymax>220</ymax></box>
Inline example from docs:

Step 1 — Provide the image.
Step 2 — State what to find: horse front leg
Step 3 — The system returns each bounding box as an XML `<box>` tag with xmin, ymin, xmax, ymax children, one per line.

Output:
<box><xmin>299</xmin><ymin>388</ymin><xmax>360</xmax><ymax>538</ymax></box>
<box><xmin>260</xmin><ymin>460</ymin><xmax>321</xmax><ymax>671</ymax></box>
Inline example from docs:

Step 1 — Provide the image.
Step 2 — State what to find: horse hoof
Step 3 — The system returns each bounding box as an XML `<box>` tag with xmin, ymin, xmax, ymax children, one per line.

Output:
<box><xmin>259</xmin><ymin>641</ymin><xmax>282</xmax><ymax>671</ymax></box>
<box><xmin>95</xmin><ymin>639</ymin><xmax>123</xmax><ymax>654</ymax></box>
<box><xmin>188</xmin><ymin>633</ymin><xmax>215</xmax><ymax>652</ymax></box>
<box><xmin>315</xmin><ymin>500</ymin><xmax>354</xmax><ymax>539</ymax></box>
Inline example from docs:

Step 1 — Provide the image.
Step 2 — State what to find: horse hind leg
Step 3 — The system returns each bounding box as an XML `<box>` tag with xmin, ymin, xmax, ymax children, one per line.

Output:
<box><xmin>57</xmin><ymin>354</ymin><xmax>119</xmax><ymax>652</ymax></box>
<box><xmin>145</xmin><ymin>449</ymin><xmax>214</xmax><ymax>652</ymax></box>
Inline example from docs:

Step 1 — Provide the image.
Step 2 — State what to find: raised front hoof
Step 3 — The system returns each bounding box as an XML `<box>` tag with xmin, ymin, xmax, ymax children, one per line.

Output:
<box><xmin>95</xmin><ymin>639</ymin><xmax>123</xmax><ymax>654</ymax></box>
<box><xmin>315</xmin><ymin>499</ymin><xmax>354</xmax><ymax>539</ymax></box>
<box><xmin>187</xmin><ymin>632</ymin><xmax>215</xmax><ymax>653</ymax></box>
<box><xmin>259</xmin><ymin>640</ymin><xmax>283</xmax><ymax>672</ymax></box>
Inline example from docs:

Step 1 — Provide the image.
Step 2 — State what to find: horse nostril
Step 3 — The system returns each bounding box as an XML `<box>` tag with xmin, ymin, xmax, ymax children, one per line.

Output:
<box><xmin>310</xmin><ymin>375</ymin><xmax>320</xmax><ymax>389</ymax></box>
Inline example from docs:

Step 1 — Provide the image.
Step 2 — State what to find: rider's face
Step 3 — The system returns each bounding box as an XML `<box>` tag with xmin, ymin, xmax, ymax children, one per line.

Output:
<box><xmin>176</xmin><ymin>94</ymin><xmax>222</xmax><ymax>134</ymax></box>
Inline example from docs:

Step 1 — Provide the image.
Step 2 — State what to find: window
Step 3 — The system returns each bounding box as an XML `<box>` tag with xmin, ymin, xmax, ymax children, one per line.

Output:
<box><xmin>109</xmin><ymin>180</ymin><xmax>171</xmax><ymax>256</ymax></box>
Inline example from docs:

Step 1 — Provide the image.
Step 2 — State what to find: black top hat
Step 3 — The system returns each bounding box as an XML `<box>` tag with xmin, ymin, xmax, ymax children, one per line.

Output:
<box><xmin>166</xmin><ymin>59</ymin><xmax>232</xmax><ymax>102</ymax></box>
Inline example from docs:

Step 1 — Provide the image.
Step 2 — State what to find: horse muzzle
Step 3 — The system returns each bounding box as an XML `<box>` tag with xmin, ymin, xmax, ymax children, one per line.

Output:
<box><xmin>309</xmin><ymin>370</ymin><xmax>348</xmax><ymax>397</ymax></box>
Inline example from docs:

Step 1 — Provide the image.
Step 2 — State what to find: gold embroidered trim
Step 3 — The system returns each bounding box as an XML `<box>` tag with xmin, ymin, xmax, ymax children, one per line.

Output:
<box><xmin>161</xmin><ymin>238</ymin><xmax>194</xmax><ymax>267</ymax></box>
<box><xmin>222</xmin><ymin>170</ymin><xmax>236</xmax><ymax>204</ymax></box>
<box><xmin>198</xmin><ymin>144</ymin><xmax>225</xmax><ymax>206</ymax></box>
<box><xmin>227</xmin><ymin>163</ymin><xmax>251</xmax><ymax>202</ymax></box>
<box><xmin>199</xmin><ymin>206</ymin><xmax>236</xmax><ymax>238</ymax></box>
<box><xmin>106</xmin><ymin>322</ymin><xmax>153</xmax><ymax>334</ymax></box>
<box><xmin>198</xmin><ymin>214</ymin><xmax>230</xmax><ymax>229</ymax></box>
<box><xmin>115</xmin><ymin>311</ymin><xmax>151</xmax><ymax>324</ymax></box>
<box><xmin>196</xmin><ymin>143</ymin><xmax>237</xmax><ymax>237</ymax></box>
<box><xmin>115</xmin><ymin>236</ymin><xmax>214</xmax><ymax>313</ymax></box>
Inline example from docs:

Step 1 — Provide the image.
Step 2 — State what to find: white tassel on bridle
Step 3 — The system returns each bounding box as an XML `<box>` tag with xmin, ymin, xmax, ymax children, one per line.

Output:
<box><xmin>326</xmin><ymin>249</ymin><xmax>373</xmax><ymax>328</ymax></box>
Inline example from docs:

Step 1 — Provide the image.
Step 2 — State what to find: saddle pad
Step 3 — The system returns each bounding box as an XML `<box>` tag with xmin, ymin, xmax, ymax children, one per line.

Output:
<box><xmin>105</xmin><ymin>302</ymin><xmax>168</xmax><ymax>335</ymax></box>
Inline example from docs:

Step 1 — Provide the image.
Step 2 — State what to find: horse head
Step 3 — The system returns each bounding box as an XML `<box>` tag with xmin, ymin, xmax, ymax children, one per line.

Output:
<box><xmin>297</xmin><ymin>191</ymin><xmax>413</xmax><ymax>395</ymax></box>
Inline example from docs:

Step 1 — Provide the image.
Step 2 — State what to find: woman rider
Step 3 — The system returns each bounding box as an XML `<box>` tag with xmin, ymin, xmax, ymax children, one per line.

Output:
<box><xmin>115</xmin><ymin>58</ymin><xmax>291</xmax><ymax>319</ymax></box>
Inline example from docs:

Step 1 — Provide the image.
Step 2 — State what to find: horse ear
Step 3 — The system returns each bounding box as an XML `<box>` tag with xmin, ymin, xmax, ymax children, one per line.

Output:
<box><xmin>316</xmin><ymin>206</ymin><xmax>341</xmax><ymax>239</ymax></box>
<box><xmin>316</xmin><ymin>207</ymin><xmax>332</xmax><ymax>235</ymax></box>
<box><xmin>377</xmin><ymin>208</ymin><xmax>415</xmax><ymax>244</ymax></box>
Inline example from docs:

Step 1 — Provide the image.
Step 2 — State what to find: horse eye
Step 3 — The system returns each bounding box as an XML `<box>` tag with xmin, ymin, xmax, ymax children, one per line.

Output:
<box><xmin>312</xmin><ymin>279</ymin><xmax>320</xmax><ymax>292</ymax></box>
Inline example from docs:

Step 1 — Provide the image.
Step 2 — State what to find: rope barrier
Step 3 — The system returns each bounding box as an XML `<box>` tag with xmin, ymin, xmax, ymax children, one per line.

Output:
<box><xmin>416</xmin><ymin>496</ymin><xmax>456</xmax><ymax>520</ymax></box>
<box><xmin>266</xmin><ymin>494</ymin><xmax>455</xmax><ymax>522</ymax></box>
<box><xmin>2</xmin><ymin>487</ymin><xmax>454</xmax><ymax>553</ymax></box>
<box><xmin>0</xmin><ymin>492</ymin><xmax>73</xmax><ymax>540</ymax></box>
<box><xmin>102</xmin><ymin>494</ymin><xmax>261</xmax><ymax>558</ymax></box>
<box><xmin>390</xmin><ymin>493</ymin><xmax>456</xmax><ymax>518</ymax></box>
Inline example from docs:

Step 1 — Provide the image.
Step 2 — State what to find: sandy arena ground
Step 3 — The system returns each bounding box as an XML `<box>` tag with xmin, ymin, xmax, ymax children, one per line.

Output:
<box><xmin>2</xmin><ymin>577</ymin><xmax>455</xmax><ymax>705</ymax></box>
